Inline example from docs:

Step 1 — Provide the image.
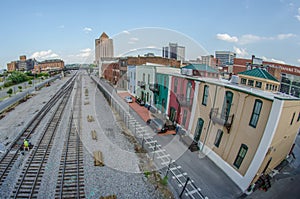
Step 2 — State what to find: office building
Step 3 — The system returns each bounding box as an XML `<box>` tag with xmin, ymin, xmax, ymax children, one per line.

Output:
<box><xmin>162</xmin><ymin>43</ymin><xmax>185</xmax><ymax>62</ymax></box>
<box><xmin>95</xmin><ymin>32</ymin><xmax>114</xmax><ymax>65</ymax></box>
<box><xmin>215</xmin><ymin>51</ymin><xmax>236</xmax><ymax>66</ymax></box>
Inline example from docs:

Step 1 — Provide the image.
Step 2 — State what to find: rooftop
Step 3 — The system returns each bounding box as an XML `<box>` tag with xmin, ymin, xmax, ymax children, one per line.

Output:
<box><xmin>100</xmin><ymin>32</ymin><xmax>109</xmax><ymax>39</ymax></box>
<box><xmin>165</xmin><ymin>71</ymin><xmax>299</xmax><ymax>101</ymax></box>
<box><xmin>238</xmin><ymin>67</ymin><xmax>279</xmax><ymax>82</ymax></box>
<box><xmin>182</xmin><ymin>64</ymin><xmax>218</xmax><ymax>73</ymax></box>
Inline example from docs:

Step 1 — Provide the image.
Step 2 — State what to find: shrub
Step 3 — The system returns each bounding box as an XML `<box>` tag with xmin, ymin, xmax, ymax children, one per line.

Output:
<box><xmin>7</xmin><ymin>88</ymin><xmax>13</xmax><ymax>95</ymax></box>
<box><xmin>144</xmin><ymin>170</ymin><xmax>151</xmax><ymax>178</ymax></box>
<box><xmin>160</xmin><ymin>176</ymin><xmax>168</xmax><ymax>186</ymax></box>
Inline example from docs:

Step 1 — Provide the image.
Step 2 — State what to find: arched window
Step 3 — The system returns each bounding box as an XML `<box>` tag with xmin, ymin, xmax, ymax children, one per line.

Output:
<box><xmin>221</xmin><ymin>91</ymin><xmax>233</xmax><ymax>120</ymax></box>
<box><xmin>249</xmin><ymin>99</ymin><xmax>263</xmax><ymax>128</ymax></box>
<box><xmin>186</xmin><ymin>81</ymin><xmax>192</xmax><ymax>102</ymax></box>
<box><xmin>234</xmin><ymin>144</ymin><xmax>248</xmax><ymax>169</ymax></box>
<box><xmin>202</xmin><ymin>85</ymin><xmax>209</xmax><ymax>106</ymax></box>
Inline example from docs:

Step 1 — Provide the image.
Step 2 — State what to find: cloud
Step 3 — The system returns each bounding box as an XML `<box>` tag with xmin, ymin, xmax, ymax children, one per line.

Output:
<box><xmin>239</xmin><ymin>34</ymin><xmax>264</xmax><ymax>44</ymax></box>
<box><xmin>297</xmin><ymin>59</ymin><xmax>300</xmax><ymax>63</ymax></box>
<box><xmin>216</xmin><ymin>33</ymin><xmax>238</xmax><ymax>43</ymax></box>
<box><xmin>83</xmin><ymin>27</ymin><xmax>92</xmax><ymax>33</ymax></box>
<box><xmin>233</xmin><ymin>46</ymin><xmax>248</xmax><ymax>57</ymax></box>
<box><xmin>58</xmin><ymin>25</ymin><xmax>65</xmax><ymax>29</ymax></box>
<box><xmin>77</xmin><ymin>48</ymin><xmax>91</xmax><ymax>57</ymax></box>
<box><xmin>276</xmin><ymin>33</ymin><xmax>296</xmax><ymax>39</ymax></box>
<box><xmin>217</xmin><ymin>33</ymin><xmax>296</xmax><ymax>45</ymax></box>
<box><xmin>296</xmin><ymin>8</ymin><xmax>300</xmax><ymax>21</ymax></box>
<box><xmin>122</xmin><ymin>30</ymin><xmax>130</xmax><ymax>34</ymax></box>
<box><xmin>262</xmin><ymin>56</ymin><xmax>286</xmax><ymax>64</ymax></box>
<box><xmin>128</xmin><ymin>37</ymin><xmax>139</xmax><ymax>44</ymax></box>
<box><xmin>30</xmin><ymin>50</ymin><xmax>59</xmax><ymax>60</ymax></box>
<box><xmin>146</xmin><ymin>46</ymin><xmax>157</xmax><ymax>49</ymax></box>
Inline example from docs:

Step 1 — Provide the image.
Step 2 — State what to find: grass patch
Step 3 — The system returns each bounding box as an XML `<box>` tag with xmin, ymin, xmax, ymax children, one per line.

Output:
<box><xmin>160</xmin><ymin>176</ymin><xmax>168</xmax><ymax>186</ymax></box>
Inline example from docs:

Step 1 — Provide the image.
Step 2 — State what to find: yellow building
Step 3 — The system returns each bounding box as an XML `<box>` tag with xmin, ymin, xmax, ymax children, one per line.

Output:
<box><xmin>188</xmin><ymin>75</ymin><xmax>300</xmax><ymax>192</ymax></box>
<box><xmin>238</xmin><ymin>67</ymin><xmax>280</xmax><ymax>92</ymax></box>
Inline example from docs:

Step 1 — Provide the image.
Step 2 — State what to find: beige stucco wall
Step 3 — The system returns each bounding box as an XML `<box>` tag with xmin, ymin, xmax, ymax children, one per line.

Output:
<box><xmin>254</xmin><ymin>99</ymin><xmax>300</xmax><ymax>182</ymax></box>
<box><xmin>191</xmin><ymin>81</ymin><xmax>274</xmax><ymax>176</ymax></box>
<box><xmin>238</xmin><ymin>74</ymin><xmax>280</xmax><ymax>92</ymax></box>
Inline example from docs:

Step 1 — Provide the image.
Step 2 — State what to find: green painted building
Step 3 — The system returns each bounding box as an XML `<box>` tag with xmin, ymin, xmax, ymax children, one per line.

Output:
<box><xmin>152</xmin><ymin>73</ymin><xmax>169</xmax><ymax>113</ymax></box>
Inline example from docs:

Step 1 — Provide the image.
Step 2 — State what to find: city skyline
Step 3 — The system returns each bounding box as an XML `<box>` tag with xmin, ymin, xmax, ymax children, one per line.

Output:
<box><xmin>1</xmin><ymin>0</ymin><xmax>300</xmax><ymax>69</ymax></box>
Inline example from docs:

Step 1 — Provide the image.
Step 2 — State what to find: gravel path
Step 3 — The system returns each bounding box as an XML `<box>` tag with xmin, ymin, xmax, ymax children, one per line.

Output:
<box><xmin>81</xmin><ymin>73</ymin><xmax>163</xmax><ymax>199</ymax></box>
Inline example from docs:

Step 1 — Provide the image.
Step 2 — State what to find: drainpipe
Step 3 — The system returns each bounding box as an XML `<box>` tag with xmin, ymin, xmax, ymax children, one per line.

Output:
<box><xmin>201</xmin><ymin>84</ymin><xmax>218</xmax><ymax>151</ymax></box>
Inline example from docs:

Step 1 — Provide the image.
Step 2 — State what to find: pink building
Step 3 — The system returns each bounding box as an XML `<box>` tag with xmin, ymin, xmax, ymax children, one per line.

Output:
<box><xmin>168</xmin><ymin>76</ymin><xmax>195</xmax><ymax>130</ymax></box>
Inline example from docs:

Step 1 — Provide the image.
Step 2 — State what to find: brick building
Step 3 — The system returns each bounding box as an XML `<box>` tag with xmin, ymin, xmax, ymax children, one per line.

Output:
<box><xmin>7</xmin><ymin>55</ymin><xmax>37</xmax><ymax>72</ymax></box>
<box><xmin>230</xmin><ymin>56</ymin><xmax>300</xmax><ymax>97</ymax></box>
<box><xmin>100</xmin><ymin>55</ymin><xmax>182</xmax><ymax>89</ymax></box>
<box><xmin>34</xmin><ymin>59</ymin><xmax>64</xmax><ymax>73</ymax></box>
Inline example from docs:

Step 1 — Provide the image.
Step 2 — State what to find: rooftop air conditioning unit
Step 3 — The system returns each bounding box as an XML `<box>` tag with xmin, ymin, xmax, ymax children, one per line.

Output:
<box><xmin>186</xmin><ymin>69</ymin><xmax>193</xmax><ymax>76</ymax></box>
<box><xmin>181</xmin><ymin>68</ymin><xmax>187</xmax><ymax>75</ymax></box>
<box><xmin>230</xmin><ymin>75</ymin><xmax>239</xmax><ymax>84</ymax></box>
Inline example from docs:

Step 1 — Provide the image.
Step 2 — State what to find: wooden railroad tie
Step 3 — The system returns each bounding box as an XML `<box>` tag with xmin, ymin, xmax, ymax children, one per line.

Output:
<box><xmin>87</xmin><ymin>115</ymin><xmax>94</xmax><ymax>122</ymax></box>
<box><xmin>93</xmin><ymin>151</ymin><xmax>104</xmax><ymax>167</ymax></box>
<box><xmin>91</xmin><ymin>130</ymin><xmax>97</xmax><ymax>141</ymax></box>
<box><xmin>100</xmin><ymin>195</ymin><xmax>117</xmax><ymax>199</ymax></box>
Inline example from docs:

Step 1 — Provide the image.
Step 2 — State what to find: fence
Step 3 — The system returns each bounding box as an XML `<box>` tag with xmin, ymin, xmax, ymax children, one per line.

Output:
<box><xmin>92</xmin><ymin>76</ymin><xmax>208</xmax><ymax>199</ymax></box>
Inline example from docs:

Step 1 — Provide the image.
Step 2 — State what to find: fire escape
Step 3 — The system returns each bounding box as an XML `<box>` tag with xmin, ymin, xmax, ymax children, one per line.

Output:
<box><xmin>209</xmin><ymin>108</ymin><xmax>234</xmax><ymax>133</ymax></box>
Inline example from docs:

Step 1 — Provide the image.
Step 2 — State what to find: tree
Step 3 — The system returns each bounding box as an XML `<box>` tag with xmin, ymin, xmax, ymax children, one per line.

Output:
<box><xmin>18</xmin><ymin>85</ymin><xmax>22</xmax><ymax>92</ymax></box>
<box><xmin>6</xmin><ymin>71</ymin><xmax>29</xmax><ymax>84</ymax></box>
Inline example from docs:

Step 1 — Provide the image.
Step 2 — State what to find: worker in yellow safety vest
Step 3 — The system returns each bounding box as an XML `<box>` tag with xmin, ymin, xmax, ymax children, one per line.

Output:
<box><xmin>24</xmin><ymin>139</ymin><xmax>29</xmax><ymax>151</ymax></box>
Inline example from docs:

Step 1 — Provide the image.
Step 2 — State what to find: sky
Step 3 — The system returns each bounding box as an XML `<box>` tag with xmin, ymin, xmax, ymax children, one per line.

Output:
<box><xmin>1</xmin><ymin>0</ymin><xmax>300</xmax><ymax>69</ymax></box>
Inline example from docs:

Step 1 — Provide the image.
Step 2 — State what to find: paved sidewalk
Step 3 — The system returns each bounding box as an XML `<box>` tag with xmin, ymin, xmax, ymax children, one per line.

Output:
<box><xmin>118</xmin><ymin>91</ymin><xmax>176</xmax><ymax>136</ymax></box>
<box><xmin>115</xmin><ymin>89</ymin><xmax>242</xmax><ymax>198</ymax></box>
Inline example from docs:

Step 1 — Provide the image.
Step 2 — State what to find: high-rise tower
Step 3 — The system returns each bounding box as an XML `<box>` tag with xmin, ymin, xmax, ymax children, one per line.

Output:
<box><xmin>95</xmin><ymin>32</ymin><xmax>114</xmax><ymax>65</ymax></box>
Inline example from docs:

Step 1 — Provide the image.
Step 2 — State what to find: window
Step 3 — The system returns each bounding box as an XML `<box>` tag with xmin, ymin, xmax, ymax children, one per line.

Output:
<box><xmin>291</xmin><ymin>112</ymin><xmax>296</xmax><ymax>125</ymax></box>
<box><xmin>221</xmin><ymin>91</ymin><xmax>233</xmax><ymax>120</ymax></box>
<box><xmin>266</xmin><ymin>84</ymin><xmax>269</xmax><ymax>90</ymax></box>
<box><xmin>148</xmin><ymin>74</ymin><xmax>150</xmax><ymax>84</ymax></box>
<box><xmin>186</xmin><ymin>81</ymin><xmax>192</xmax><ymax>102</ymax></box>
<box><xmin>248</xmin><ymin>80</ymin><xmax>254</xmax><ymax>87</ymax></box>
<box><xmin>182</xmin><ymin>110</ymin><xmax>188</xmax><ymax>126</ymax></box>
<box><xmin>214</xmin><ymin>129</ymin><xmax>223</xmax><ymax>148</ymax></box>
<box><xmin>174</xmin><ymin>78</ymin><xmax>178</xmax><ymax>93</ymax></box>
<box><xmin>249</xmin><ymin>99</ymin><xmax>263</xmax><ymax>128</ymax></box>
<box><xmin>234</xmin><ymin>144</ymin><xmax>248</xmax><ymax>169</ymax></box>
<box><xmin>143</xmin><ymin>73</ymin><xmax>145</xmax><ymax>82</ymax></box>
<box><xmin>298</xmin><ymin>112</ymin><xmax>300</xmax><ymax>122</ymax></box>
<box><xmin>202</xmin><ymin>85</ymin><xmax>209</xmax><ymax>106</ymax></box>
<box><xmin>194</xmin><ymin>118</ymin><xmax>204</xmax><ymax>142</ymax></box>
<box><xmin>241</xmin><ymin>78</ymin><xmax>247</xmax><ymax>85</ymax></box>
<box><xmin>164</xmin><ymin>76</ymin><xmax>167</xmax><ymax>87</ymax></box>
<box><xmin>255</xmin><ymin>81</ymin><xmax>262</xmax><ymax>88</ymax></box>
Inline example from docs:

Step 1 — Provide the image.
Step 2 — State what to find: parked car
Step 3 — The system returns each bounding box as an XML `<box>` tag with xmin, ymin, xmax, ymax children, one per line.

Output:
<box><xmin>146</xmin><ymin>118</ymin><xmax>167</xmax><ymax>133</ymax></box>
<box><xmin>135</xmin><ymin>97</ymin><xmax>145</xmax><ymax>106</ymax></box>
<box><xmin>124</xmin><ymin>96</ymin><xmax>133</xmax><ymax>103</ymax></box>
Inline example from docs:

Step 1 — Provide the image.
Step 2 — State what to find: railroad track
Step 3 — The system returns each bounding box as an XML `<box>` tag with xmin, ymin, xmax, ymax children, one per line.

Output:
<box><xmin>55</xmin><ymin>74</ymin><xmax>85</xmax><ymax>198</ymax></box>
<box><xmin>55</xmin><ymin>115</ymin><xmax>84</xmax><ymax>198</ymax></box>
<box><xmin>11</xmin><ymin>80</ymin><xmax>74</xmax><ymax>198</ymax></box>
<box><xmin>0</xmin><ymin>74</ymin><xmax>76</xmax><ymax>186</ymax></box>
